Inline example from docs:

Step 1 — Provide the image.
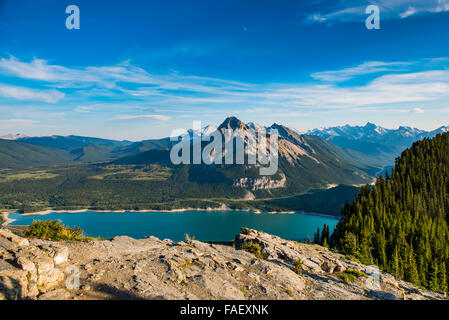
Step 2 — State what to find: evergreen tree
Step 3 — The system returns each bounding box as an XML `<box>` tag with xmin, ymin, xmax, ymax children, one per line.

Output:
<box><xmin>405</xmin><ymin>246</ymin><xmax>420</xmax><ymax>286</ymax></box>
<box><xmin>429</xmin><ymin>261</ymin><xmax>440</xmax><ymax>292</ymax></box>
<box><xmin>320</xmin><ymin>224</ymin><xmax>330</xmax><ymax>247</ymax></box>
<box><xmin>314</xmin><ymin>228</ymin><xmax>320</xmax><ymax>244</ymax></box>
<box><xmin>438</xmin><ymin>261</ymin><xmax>448</xmax><ymax>293</ymax></box>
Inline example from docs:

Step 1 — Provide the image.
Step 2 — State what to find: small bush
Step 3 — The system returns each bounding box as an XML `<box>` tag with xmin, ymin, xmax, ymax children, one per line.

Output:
<box><xmin>184</xmin><ymin>234</ymin><xmax>196</xmax><ymax>248</ymax></box>
<box><xmin>292</xmin><ymin>258</ymin><xmax>303</xmax><ymax>275</ymax></box>
<box><xmin>338</xmin><ymin>269</ymin><xmax>368</xmax><ymax>283</ymax></box>
<box><xmin>178</xmin><ymin>259</ymin><xmax>195</xmax><ymax>270</ymax></box>
<box><xmin>24</xmin><ymin>220</ymin><xmax>84</xmax><ymax>241</ymax></box>
<box><xmin>240</xmin><ymin>241</ymin><xmax>268</xmax><ymax>259</ymax></box>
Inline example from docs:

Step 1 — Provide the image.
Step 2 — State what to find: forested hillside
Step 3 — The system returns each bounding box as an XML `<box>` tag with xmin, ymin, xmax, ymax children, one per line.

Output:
<box><xmin>332</xmin><ymin>133</ymin><xmax>449</xmax><ymax>293</ymax></box>
<box><xmin>0</xmin><ymin>140</ymin><xmax>72</xmax><ymax>169</ymax></box>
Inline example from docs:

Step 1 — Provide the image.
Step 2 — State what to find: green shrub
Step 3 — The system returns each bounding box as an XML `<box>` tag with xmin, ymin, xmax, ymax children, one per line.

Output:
<box><xmin>24</xmin><ymin>220</ymin><xmax>84</xmax><ymax>241</ymax></box>
<box><xmin>338</xmin><ymin>268</ymin><xmax>368</xmax><ymax>283</ymax></box>
<box><xmin>284</xmin><ymin>289</ymin><xmax>293</xmax><ymax>297</ymax></box>
<box><xmin>240</xmin><ymin>285</ymin><xmax>248</xmax><ymax>294</ymax></box>
<box><xmin>292</xmin><ymin>258</ymin><xmax>303</xmax><ymax>275</ymax></box>
<box><xmin>178</xmin><ymin>259</ymin><xmax>195</xmax><ymax>270</ymax></box>
<box><xmin>239</xmin><ymin>241</ymin><xmax>268</xmax><ymax>259</ymax></box>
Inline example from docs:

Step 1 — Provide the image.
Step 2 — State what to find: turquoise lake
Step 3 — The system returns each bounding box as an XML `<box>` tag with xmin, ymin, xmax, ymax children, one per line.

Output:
<box><xmin>8</xmin><ymin>210</ymin><xmax>339</xmax><ymax>242</ymax></box>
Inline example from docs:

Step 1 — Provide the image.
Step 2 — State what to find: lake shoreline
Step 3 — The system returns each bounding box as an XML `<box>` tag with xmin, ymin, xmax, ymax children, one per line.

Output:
<box><xmin>1</xmin><ymin>211</ymin><xmax>16</xmax><ymax>227</ymax></box>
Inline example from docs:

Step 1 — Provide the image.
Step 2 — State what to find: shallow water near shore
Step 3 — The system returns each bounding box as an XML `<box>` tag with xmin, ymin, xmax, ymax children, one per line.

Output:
<box><xmin>8</xmin><ymin>210</ymin><xmax>338</xmax><ymax>242</ymax></box>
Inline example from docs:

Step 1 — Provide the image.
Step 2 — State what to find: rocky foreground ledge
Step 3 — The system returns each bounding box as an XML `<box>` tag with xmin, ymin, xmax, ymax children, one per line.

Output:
<box><xmin>0</xmin><ymin>227</ymin><xmax>445</xmax><ymax>300</ymax></box>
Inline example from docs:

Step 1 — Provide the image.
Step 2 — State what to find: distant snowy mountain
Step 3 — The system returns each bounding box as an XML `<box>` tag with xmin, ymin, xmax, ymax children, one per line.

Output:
<box><xmin>306</xmin><ymin>123</ymin><xmax>449</xmax><ymax>170</ymax></box>
<box><xmin>0</xmin><ymin>133</ymin><xmax>28</xmax><ymax>140</ymax></box>
<box><xmin>307</xmin><ymin>122</ymin><xmax>449</xmax><ymax>144</ymax></box>
<box><xmin>247</xmin><ymin>122</ymin><xmax>266</xmax><ymax>132</ymax></box>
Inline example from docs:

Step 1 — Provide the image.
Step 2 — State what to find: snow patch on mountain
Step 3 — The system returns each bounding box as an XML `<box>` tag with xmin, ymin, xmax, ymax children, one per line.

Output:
<box><xmin>0</xmin><ymin>133</ymin><xmax>28</xmax><ymax>140</ymax></box>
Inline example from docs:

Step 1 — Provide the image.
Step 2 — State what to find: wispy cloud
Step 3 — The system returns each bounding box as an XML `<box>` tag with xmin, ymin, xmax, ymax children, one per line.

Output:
<box><xmin>311</xmin><ymin>61</ymin><xmax>410</xmax><ymax>82</ymax></box>
<box><xmin>1</xmin><ymin>55</ymin><xmax>449</xmax><ymax>123</ymax></box>
<box><xmin>0</xmin><ymin>56</ymin><xmax>250</xmax><ymax>97</ymax></box>
<box><xmin>307</xmin><ymin>0</ymin><xmax>449</xmax><ymax>24</ymax></box>
<box><xmin>400</xmin><ymin>7</ymin><xmax>418</xmax><ymax>18</ymax></box>
<box><xmin>259</xmin><ymin>69</ymin><xmax>449</xmax><ymax>109</ymax></box>
<box><xmin>113</xmin><ymin>114</ymin><xmax>171</xmax><ymax>121</ymax></box>
<box><xmin>0</xmin><ymin>119</ymin><xmax>39</xmax><ymax>129</ymax></box>
<box><xmin>0</xmin><ymin>84</ymin><xmax>64</xmax><ymax>103</ymax></box>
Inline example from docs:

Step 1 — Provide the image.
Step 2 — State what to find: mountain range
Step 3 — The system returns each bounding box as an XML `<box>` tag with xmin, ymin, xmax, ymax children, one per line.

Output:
<box><xmin>307</xmin><ymin>123</ymin><xmax>449</xmax><ymax>173</ymax></box>
<box><xmin>0</xmin><ymin>118</ymin><xmax>447</xmax><ymax>195</ymax></box>
<box><xmin>113</xmin><ymin>116</ymin><xmax>372</xmax><ymax>196</ymax></box>
<box><xmin>3</xmin><ymin>121</ymin><xmax>445</xmax><ymax>169</ymax></box>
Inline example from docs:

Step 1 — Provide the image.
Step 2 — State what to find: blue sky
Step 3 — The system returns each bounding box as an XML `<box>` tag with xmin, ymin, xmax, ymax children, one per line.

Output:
<box><xmin>1</xmin><ymin>0</ymin><xmax>449</xmax><ymax>140</ymax></box>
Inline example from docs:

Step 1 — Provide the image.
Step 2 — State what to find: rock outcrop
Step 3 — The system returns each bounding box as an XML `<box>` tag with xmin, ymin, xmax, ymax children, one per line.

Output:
<box><xmin>233</xmin><ymin>174</ymin><xmax>287</xmax><ymax>191</ymax></box>
<box><xmin>0</xmin><ymin>228</ymin><xmax>68</xmax><ymax>299</ymax></box>
<box><xmin>0</xmin><ymin>227</ymin><xmax>446</xmax><ymax>300</ymax></box>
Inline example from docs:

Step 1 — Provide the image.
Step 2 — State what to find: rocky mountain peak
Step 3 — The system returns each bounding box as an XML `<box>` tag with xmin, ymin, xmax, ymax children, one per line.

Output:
<box><xmin>218</xmin><ymin>116</ymin><xmax>248</xmax><ymax>131</ymax></box>
<box><xmin>270</xmin><ymin>123</ymin><xmax>294</xmax><ymax>138</ymax></box>
<box><xmin>365</xmin><ymin>122</ymin><xmax>377</xmax><ymax>129</ymax></box>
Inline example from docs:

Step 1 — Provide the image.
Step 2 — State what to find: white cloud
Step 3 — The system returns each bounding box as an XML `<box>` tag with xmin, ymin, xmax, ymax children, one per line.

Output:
<box><xmin>234</xmin><ymin>68</ymin><xmax>449</xmax><ymax>111</ymax></box>
<box><xmin>311</xmin><ymin>61</ymin><xmax>409</xmax><ymax>82</ymax></box>
<box><xmin>0</xmin><ymin>84</ymin><xmax>64</xmax><ymax>103</ymax></box>
<box><xmin>412</xmin><ymin>107</ymin><xmax>424</xmax><ymax>114</ymax></box>
<box><xmin>307</xmin><ymin>0</ymin><xmax>449</xmax><ymax>24</ymax></box>
<box><xmin>0</xmin><ymin>56</ymin><xmax>250</xmax><ymax>97</ymax></box>
<box><xmin>113</xmin><ymin>114</ymin><xmax>171</xmax><ymax>121</ymax></box>
<box><xmin>308</xmin><ymin>13</ymin><xmax>327</xmax><ymax>23</ymax></box>
<box><xmin>400</xmin><ymin>7</ymin><xmax>418</xmax><ymax>18</ymax></box>
<box><xmin>1</xmin><ymin>55</ymin><xmax>449</xmax><ymax>119</ymax></box>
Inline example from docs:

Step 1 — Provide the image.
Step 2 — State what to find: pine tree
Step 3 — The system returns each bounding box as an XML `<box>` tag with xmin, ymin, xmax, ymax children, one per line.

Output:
<box><xmin>438</xmin><ymin>261</ymin><xmax>448</xmax><ymax>293</ymax></box>
<box><xmin>314</xmin><ymin>228</ymin><xmax>320</xmax><ymax>244</ymax></box>
<box><xmin>392</xmin><ymin>246</ymin><xmax>401</xmax><ymax>279</ymax></box>
<box><xmin>320</xmin><ymin>224</ymin><xmax>330</xmax><ymax>247</ymax></box>
<box><xmin>429</xmin><ymin>261</ymin><xmax>440</xmax><ymax>292</ymax></box>
<box><xmin>340</xmin><ymin>232</ymin><xmax>359</xmax><ymax>258</ymax></box>
<box><xmin>405</xmin><ymin>246</ymin><xmax>420</xmax><ymax>286</ymax></box>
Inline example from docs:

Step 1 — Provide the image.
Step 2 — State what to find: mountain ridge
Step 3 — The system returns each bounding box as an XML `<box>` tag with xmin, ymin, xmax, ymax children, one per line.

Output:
<box><xmin>306</xmin><ymin>122</ymin><xmax>449</xmax><ymax>169</ymax></box>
